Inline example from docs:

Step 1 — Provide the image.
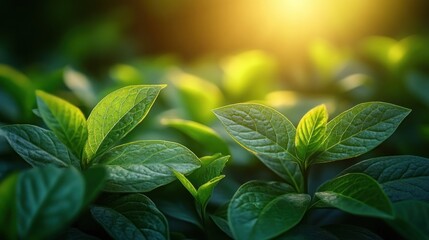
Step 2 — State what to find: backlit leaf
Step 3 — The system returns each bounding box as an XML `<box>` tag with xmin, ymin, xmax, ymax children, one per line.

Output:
<box><xmin>315</xmin><ymin>173</ymin><xmax>394</xmax><ymax>219</ymax></box>
<box><xmin>0</xmin><ymin>124</ymin><xmax>80</xmax><ymax>169</ymax></box>
<box><xmin>36</xmin><ymin>90</ymin><xmax>88</xmax><ymax>158</ymax></box>
<box><xmin>97</xmin><ymin>140</ymin><xmax>200</xmax><ymax>192</ymax></box>
<box><xmin>295</xmin><ymin>105</ymin><xmax>328</xmax><ymax>163</ymax></box>
<box><xmin>17</xmin><ymin>166</ymin><xmax>85</xmax><ymax>240</ymax></box>
<box><xmin>228</xmin><ymin>180</ymin><xmax>310</xmax><ymax>240</ymax></box>
<box><xmin>316</xmin><ymin>102</ymin><xmax>410</xmax><ymax>163</ymax></box>
<box><xmin>91</xmin><ymin>194</ymin><xmax>168</xmax><ymax>240</ymax></box>
<box><xmin>342</xmin><ymin>155</ymin><xmax>429</xmax><ymax>202</ymax></box>
<box><xmin>214</xmin><ymin>104</ymin><xmax>303</xmax><ymax>192</ymax></box>
<box><xmin>85</xmin><ymin>85</ymin><xmax>165</xmax><ymax>162</ymax></box>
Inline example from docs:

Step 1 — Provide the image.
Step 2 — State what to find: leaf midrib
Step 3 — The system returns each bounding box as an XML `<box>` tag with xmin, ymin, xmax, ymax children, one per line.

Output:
<box><xmin>323</xmin><ymin>106</ymin><xmax>401</xmax><ymax>153</ymax></box>
<box><xmin>88</xmin><ymin>87</ymin><xmax>153</xmax><ymax>157</ymax></box>
<box><xmin>9</xmin><ymin>130</ymin><xmax>70</xmax><ymax>167</ymax></box>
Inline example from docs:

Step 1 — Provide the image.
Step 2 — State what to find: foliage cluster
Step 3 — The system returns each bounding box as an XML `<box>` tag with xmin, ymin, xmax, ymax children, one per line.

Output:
<box><xmin>0</xmin><ymin>83</ymin><xmax>428</xmax><ymax>239</ymax></box>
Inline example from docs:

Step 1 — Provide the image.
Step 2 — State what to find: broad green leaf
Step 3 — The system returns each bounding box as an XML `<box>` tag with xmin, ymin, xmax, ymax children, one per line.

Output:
<box><xmin>316</xmin><ymin>102</ymin><xmax>410</xmax><ymax>163</ymax></box>
<box><xmin>97</xmin><ymin>140</ymin><xmax>201</xmax><ymax>192</ymax></box>
<box><xmin>323</xmin><ymin>224</ymin><xmax>383</xmax><ymax>240</ymax></box>
<box><xmin>228</xmin><ymin>181</ymin><xmax>310</xmax><ymax>240</ymax></box>
<box><xmin>315</xmin><ymin>173</ymin><xmax>394</xmax><ymax>219</ymax></box>
<box><xmin>386</xmin><ymin>200</ymin><xmax>429</xmax><ymax>240</ymax></box>
<box><xmin>91</xmin><ymin>194</ymin><xmax>169</xmax><ymax>240</ymax></box>
<box><xmin>161</xmin><ymin>118</ymin><xmax>229</xmax><ymax>155</ymax></box>
<box><xmin>17</xmin><ymin>166</ymin><xmax>85</xmax><ymax>240</ymax></box>
<box><xmin>295</xmin><ymin>105</ymin><xmax>328</xmax><ymax>164</ymax></box>
<box><xmin>0</xmin><ymin>124</ymin><xmax>81</xmax><ymax>169</ymax></box>
<box><xmin>82</xmin><ymin>167</ymin><xmax>107</xmax><ymax>206</ymax></box>
<box><xmin>188</xmin><ymin>154</ymin><xmax>229</xmax><ymax>188</ymax></box>
<box><xmin>0</xmin><ymin>173</ymin><xmax>18</xmax><ymax>240</ymax></box>
<box><xmin>275</xmin><ymin>225</ymin><xmax>337</xmax><ymax>240</ymax></box>
<box><xmin>85</xmin><ymin>85</ymin><xmax>165</xmax><ymax>161</ymax></box>
<box><xmin>214</xmin><ymin>104</ymin><xmax>303</xmax><ymax>192</ymax></box>
<box><xmin>342</xmin><ymin>155</ymin><xmax>429</xmax><ymax>202</ymax></box>
<box><xmin>172</xmin><ymin>169</ymin><xmax>197</xmax><ymax>197</ymax></box>
<box><xmin>36</xmin><ymin>90</ymin><xmax>88</xmax><ymax>158</ymax></box>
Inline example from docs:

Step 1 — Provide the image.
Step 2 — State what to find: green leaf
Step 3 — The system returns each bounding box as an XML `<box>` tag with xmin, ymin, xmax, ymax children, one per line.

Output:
<box><xmin>97</xmin><ymin>140</ymin><xmax>201</xmax><ymax>192</ymax></box>
<box><xmin>386</xmin><ymin>200</ymin><xmax>429</xmax><ymax>240</ymax></box>
<box><xmin>85</xmin><ymin>85</ymin><xmax>165</xmax><ymax>162</ymax></box>
<box><xmin>196</xmin><ymin>175</ymin><xmax>225</xmax><ymax>210</ymax></box>
<box><xmin>0</xmin><ymin>124</ymin><xmax>81</xmax><ymax>169</ymax></box>
<box><xmin>214</xmin><ymin>103</ymin><xmax>303</xmax><ymax>192</ymax></box>
<box><xmin>91</xmin><ymin>194</ymin><xmax>169</xmax><ymax>240</ymax></box>
<box><xmin>188</xmin><ymin>154</ymin><xmax>229</xmax><ymax>188</ymax></box>
<box><xmin>295</xmin><ymin>104</ymin><xmax>328</xmax><ymax>163</ymax></box>
<box><xmin>228</xmin><ymin>181</ymin><xmax>310</xmax><ymax>240</ymax></box>
<box><xmin>315</xmin><ymin>173</ymin><xmax>394</xmax><ymax>219</ymax></box>
<box><xmin>0</xmin><ymin>173</ymin><xmax>18</xmax><ymax>240</ymax></box>
<box><xmin>36</xmin><ymin>90</ymin><xmax>88</xmax><ymax>158</ymax></box>
<box><xmin>316</xmin><ymin>102</ymin><xmax>410</xmax><ymax>163</ymax></box>
<box><xmin>17</xmin><ymin>166</ymin><xmax>85</xmax><ymax>240</ymax></box>
<box><xmin>82</xmin><ymin>167</ymin><xmax>107</xmax><ymax>206</ymax></box>
<box><xmin>172</xmin><ymin>169</ymin><xmax>197</xmax><ymax>197</ymax></box>
<box><xmin>341</xmin><ymin>155</ymin><xmax>429</xmax><ymax>202</ymax></box>
<box><xmin>161</xmin><ymin>118</ymin><xmax>229</xmax><ymax>155</ymax></box>
<box><xmin>323</xmin><ymin>224</ymin><xmax>383</xmax><ymax>240</ymax></box>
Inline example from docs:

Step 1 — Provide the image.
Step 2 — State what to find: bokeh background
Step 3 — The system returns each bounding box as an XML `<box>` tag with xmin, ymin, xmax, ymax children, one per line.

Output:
<box><xmin>1</xmin><ymin>0</ymin><xmax>429</xmax><ymax>197</ymax></box>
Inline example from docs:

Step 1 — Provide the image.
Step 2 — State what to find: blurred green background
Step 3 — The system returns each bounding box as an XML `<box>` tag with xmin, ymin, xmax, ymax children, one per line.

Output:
<box><xmin>1</xmin><ymin>0</ymin><xmax>429</xmax><ymax>182</ymax></box>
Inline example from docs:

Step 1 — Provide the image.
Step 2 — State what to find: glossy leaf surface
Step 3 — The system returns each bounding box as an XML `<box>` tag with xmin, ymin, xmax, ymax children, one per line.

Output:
<box><xmin>0</xmin><ymin>124</ymin><xmax>80</xmax><ymax>169</ymax></box>
<box><xmin>36</xmin><ymin>90</ymin><xmax>88</xmax><ymax>158</ymax></box>
<box><xmin>98</xmin><ymin>140</ymin><xmax>200</xmax><ymax>192</ymax></box>
<box><xmin>91</xmin><ymin>194</ymin><xmax>168</xmax><ymax>240</ymax></box>
<box><xmin>228</xmin><ymin>180</ymin><xmax>310</xmax><ymax>240</ymax></box>
<box><xmin>342</xmin><ymin>155</ymin><xmax>429</xmax><ymax>202</ymax></box>
<box><xmin>316</xmin><ymin>102</ymin><xmax>410</xmax><ymax>163</ymax></box>
<box><xmin>315</xmin><ymin>173</ymin><xmax>394</xmax><ymax>219</ymax></box>
<box><xmin>214</xmin><ymin>103</ymin><xmax>303</xmax><ymax>191</ymax></box>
